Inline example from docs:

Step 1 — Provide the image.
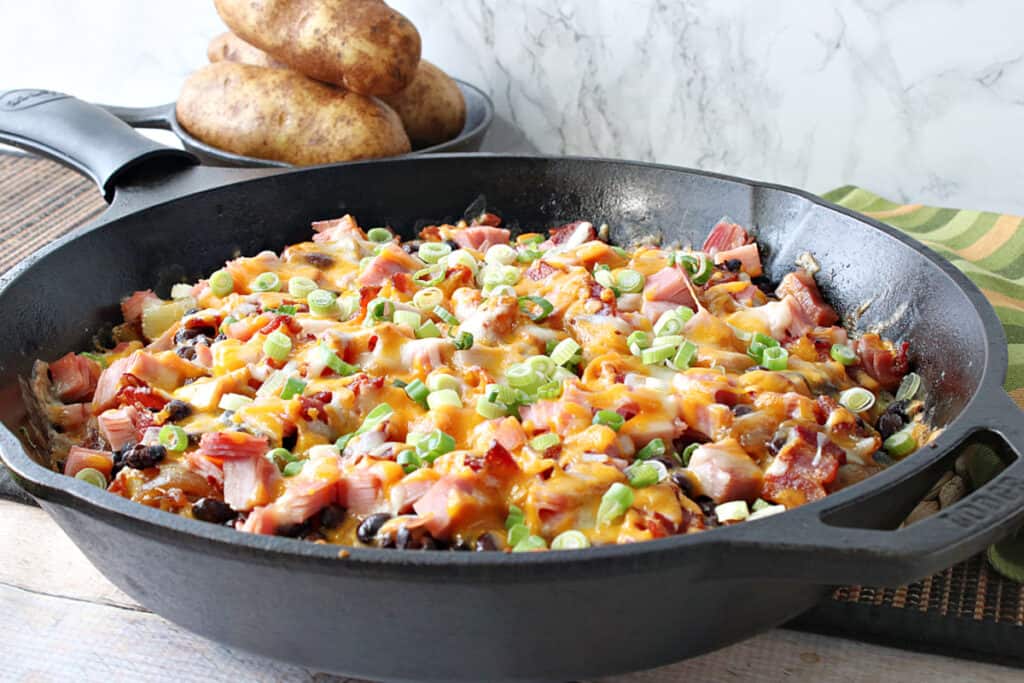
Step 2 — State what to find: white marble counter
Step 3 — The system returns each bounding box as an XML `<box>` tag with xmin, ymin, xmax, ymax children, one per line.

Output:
<box><xmin>1</xmin><ymin>0</ymin><xmax>1022</xmax><ymax>214</ymax></box>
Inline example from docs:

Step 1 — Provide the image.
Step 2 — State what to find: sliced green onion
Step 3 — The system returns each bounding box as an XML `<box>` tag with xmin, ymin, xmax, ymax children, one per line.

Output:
<box><xmin>551</xmin><ymin>530</ymin><xmax>590</xmax><ymax>550</ymax></box>
<box><xmin>761</xmin><ymin>346</ymin><xmax>789</xmax><ymax>371</ymax></box>
<box><xmin>426</xmin><ymin>373</ymin><xmax>460</xmax><ymax>393</ymax></box>
<box><xmin>830</xmin><ymin>343</ymin><xmax>857</xmax><ymax>366</ymax></box>
<box><xmin>354</xmin><ymin>403</ymin><xmax>394</xmax><ymax>436</ymax></box>
<box><xmin>593</xmin><ymin>268</ymin><xmax>616</xmax><ymax>291</ymax></box>
<box><xmin>282</xmin><ymin>460</ymin><xmax>304</xmax><ymax>477</ymax></box>
<box><xmin>404</xmin><ymin>379</ymin><xmax>429</xmax><ymax>408</ymax></box>
<box><xmin>337</xmin><ymin>294</ymin><xmax>359</xmax><ymax>321</ymax></box>
<box><xmin>747</xmin><ymin>504</ymin><xmax>787</xmax><ymax>521</ymax></box>
<box><xmin>484</xmin><ymin>284</ymin><xmax>517</xmax><ymax>298</ymax></box>
<box><xmin>476</xmin><ymin>397</ymin><xmax>507</xmax><ymax>419</ymax></box>
<box><xmin>307</xmin><ymin>289</ymin><xmax>338</xmax><ymax>317</ymax></box>
<box><xmin>752</xmin><ymin>332</ymin><xmax>779</xmax><ymax>348</ymax></box>
<box><xmin>681</xmin><ymin>443</ymin><xmax>700</xmax><ymax>466</ymax></box>
<box><xmin>652</xmin><ymin>335</ymin><xmax>685</xmax><ymax>348</ymax></box>
<box><xmin>506</xmin><ymin>363</ymin><xmax>541</xmax><ymax>389</ymax></box>
<box><xmin>895</xmin><ymin>372</ymin><xmax>922</xmax><ymax>402</ymax></box>
<box><xmin>596</xmin><ymin>482</ymin><xmax>634</xmax><ymax>526</ymax></box>
<box><xmin>75</xmin><ymin>467</ymin><xmax>107</xmax><ymax>488</ymax></box>
<box><xmin>445</xmin><ymin>249</ymin><xmax>478</xmax><ymax>273</ymax></box>
<box><xmin>413</xmin><ymin>287</ymin><xmax>444</xmax><ymax>311</ymax></box>
<box><xmin>616</xmin><ymin>269</ymin><xmax>645</xmax><ymax>293</ymax></box>
<box><xmin>210</xmin><ymin>269</ymin><xmax>235</xmax><ymax>297</ymax></box>
<box><xmin>526</xmin><ymin>355</ymin><xmax>556</xmax><ymax>377</ymax></box>
<box><xmin>427</xmin><ymin>389</ymin><xmax>462</xmax><ymax>410</ymax></box>
<box><xmin>335</xmin><ymin>433</ymin><xmax>355</xmax><ymax>451</ymax></box>
<box><xmin>518</xmin><ymin>296</ymin><xmax>554</xmax><ymax>322</ymax></box>
<box><xmin>611</xmin><ymin>246</ymin><xmax>628</xmax><ymax>258</ymax></box>
<box><xmin>550</xmin><ymin>338</ymin><xmax>581</xmax><ymax>366</ymax></box>
<box><xmin>79</xmin><ymin>352</ymin><xmax>108</xmax><ymax>369</ymax></box>
<box><xmin>485</xmin><ymin>244</ymin><xmax>518</xmax><ymax>265</ymax></box>
<box><xmin>368</xmin><ymin>298</ymin><xmax>395</xmax><ymax>322</ymax></box>
<box><xmin>505</xmin><ymin>504</ymin><xmax>525</xmax><ymax>529</ymax></box>
<box><xmin>714</xmin><ymin>500</ymin><xmax>750</xmax><ymax>523</ymax></box>
<box><xmin>367</xmin><ymin>227</ymin><xmax>393</xmax><ymax>243</ymax></box>
<box><xmin>529</xmin><ymin>433</ymin><xmax>561</xmax><ymax>452</ymax></box>
<box><xmin>394</xmin><ymin>310</ymin><xmax>423</xmax><ymax>329</ymax></box>
<box><xmin>318</xmin><ymin>344</ymin><xmax>357</xmax><ymax>376</ymax></box>
<box><xmin>593</xmin><ymin>409</ymin><xmax>625</xmax><ymax>431</ymax></box>
<box><xmin>653</xmin><ymin>311</ymin><xmax>684</xmax><ymax>337</ymax></box>
<box><xmin>519</xmin><ymin>234</ymin><xmax>544</xmax><ymax>245</ymax></box>
<box><xmin>688</xmin><ymin>253</ymin><xmax>713</xmax><ymax>285</ymax></box>
<box><xmin>839</xmin><ymin>387</ymin><xmax>875</xmax><ymax>413</ymax></box>
<box><xmin>266</xmin><ymin>447</ymin><xmax>297</xmax><ymax>470</ymax></box>
<box><xmin>884</xmin><ymin>428</ymin><xmax>917</xmax><ymax>458</ymax></box>
<box><xmin>536</xmin><ymin>381</ymin><xmax>562</xmax><ymax>400</ymax></box>
<box><xmin>482</xmin><ymin>264</ymin><xmax>520</xmax><ymax>288</ymax></box>
<box><xmin>418</xmin><ymin>242</ymin><xmax>452</xmax><ymax>264</ymax></box>
<box><xmin>635</xmin><ymin>438</ymin><xmax>666</xmax><ymax>461</ymax></box>
<box><xmin>287</xmin><ymin>276</ymin><xmax>318</xmax><ymax>299</ymax></box>
<box><xmin>251</xmin><ymin>272</ymin><xmax>281</xmax><ymax>292</ymax></box>
<box><xmin>625</xmin><ymin>460</ymin><xmax>666</xmax><ymax>488</ymax></box>
<box><xmin>641</xmin><ymin>345</ymin><xmax>675</xmax><ymax>365</ymax></box>
<box><xmin>413</xmin><ymin>266</ymin><xmax>444</xmax><ymax>287</ymax></box>
<box><xmin>263</xmin><ymin>330</ymin><xmax>292</xmax><ymax>362</ymax></box>
<box><xmin>627</xmin><ymin>331</ymin><xmax>652</xmax><ymax>353</ymax></box>
<box><xmin>218</xmin><ymin>392</ymin><xmax>253</xmax><ymax>412</ymax></box>
<box><xmin>397</xmin><ymin>450</ymin><xmax>422</xmax><ymax>474</ymax></box>
<box><xmin>416</xmin><ymin>321</ymin><xmax>442</xmax><ymax>339</ymax></box>
<box><xmin>507</xmin><ymin>523</ymin><xmax>530</xmax><ymax>547</ymax></box>
<box><xmin>269</xmin><ymin>304</ymin><xmax>297</xmax><ymax>316</ymax></box>
<box><xmin>417</xmin><ymin>429</ymin><xmax>456</xmax><ymax>463</ymax></box>
<box><xmin>513</xmin><ymin>535</ymin><xmax>548</xmax><ymax>552</ymax></box>
<box><xmin>432</xmin><ymin>305</ymin><xmax>458</xmax><ymax>326</ymax></box>
<box><xmin>517</xmin><ymin>249</ymin><xmax>542</xmax><ymax>264</ymax></box>
<box><xmin>747</xmin><ymin>341</ymin><xmax>767</xmax><ymax>363</ymax></box>
<box><xmin>671</xmin><ymin>341</ymin><xmax>699</xmax><ymax>370</ymax></box>
<box><xmin>280</xmin><ymin>376</ymin><xmax>307</xmax><ymax>400</ymax></box>
<box><xmin>158</xmin><ymin>425</ymin><xmax>189</xmax><ymax>452</ymax></box>
<box><xmin>453</xmin><ymin>331</ymin><xmax>474</xmax><ymax>350</ymax></box>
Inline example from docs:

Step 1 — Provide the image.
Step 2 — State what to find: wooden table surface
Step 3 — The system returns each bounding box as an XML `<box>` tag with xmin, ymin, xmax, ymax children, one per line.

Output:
<box><xmin>2</xmin><ymin>499</ymin><xmax>1021</xmax><ymax>682</ymax></box>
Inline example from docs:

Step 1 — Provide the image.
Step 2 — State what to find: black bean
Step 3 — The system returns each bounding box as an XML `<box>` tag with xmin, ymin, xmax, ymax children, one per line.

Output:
<box><xmin>213</xmin><ymin>333</ymin><xmax>227</xmax><ymax>343</ymax></box>
<box><xmin>175</xmin><ymin>346</ymin><xmax>197</xmax><ymax>361</ymax></box>
<box><xmin>395</xmin><ymin>526</ymin><xmax>413</xmax><ymax>549</ymax></box>
<box><xmin>697</xmin><ymin>497</ymin><xmax>719</xmax><ymax>527</ymax></box>
<box><xmin>652</xmin><ymin>456</ymin><xmax>680</xmax><ymax>471</ymax></box>
<box><xmin>724</xmin><ymin>258</ymin><xmax>742</xmax><ymax>272</ymax></box>
<box><xmin>319</xmin><ymin>504</ymin><xmax>346</xmax><ymax>529</ymax></box>
<box><xmin>401</xmin><ymin>239</ymin><xmax>423</xmax><ymax>254</ymax></box>
<box><xmin>888</xmin><ymin>399</ymin><xmax>910</xmax><ymax>421</ymax></box>
<box><xmin>877</xmin><ymin>411</ymin><xmax>904</xmax><ymax>440</ymax></box>
<box><xmin>304</xmin><ymin>252</ymin><xmax>335</xmax><ymax>269</ymax></box>
<box><xmin>451</xmin><ymin>538</ymin><xmax>472</xmax><ymax>551</ymax></box>
<box><xmin>175</xmin><ymin>326</ymin><xmax>215</xmax><ymax>344</ymax></box>
<box><xmin>768</xmin><ymin>434</ymin><xmax>787</xmax><ymax>455</ymax></box>
<box><xmin>357</xmin><ymin>513</ymin><xmax>392</xmax><ymax>544</ymax></box>
<box><xmin>123</xmin><ymin>444</ymin><xmax>166</xmax><ymax>469</ymax></box>
<box><xmin>671</xmin><ymin>472</ymin><xmax>694</xmax><ymax>497</ymax></box>
<box><xmin>192</xmin><ymin>497</ymin><xmax>237</xmax><ymax>524</ymax></box>
<box><xmin>475</xmin><ymin>532</ymin><xmax>500</xmax><ymax>552</ymax></box>
<box><xmin>378</xmin><ymin>534</ymin><xmax>397</xmax><ymax>549</ymax></box>
<box><xmin>278</xmin><ymin>521</ymin><xmax>310</xmax><ymax>538</ymax></box>
<box><xmin>184</xmin><ymin>308</ymin><xmax>200</xmax><ymax>316</ymax></box>
<box><xmin>751</xmin><ymin>275</ymin><xmax>775</xmax><ymax>295</ymax></box>
<box><xmin>732</xmin><ymin>404</ymin><xmax>753</xmax><ymax>417</ymax></box>
<box><xmin>164</xmin><ymin>400</ymin><xmax>192</xmax><ymax>422</ymax></box>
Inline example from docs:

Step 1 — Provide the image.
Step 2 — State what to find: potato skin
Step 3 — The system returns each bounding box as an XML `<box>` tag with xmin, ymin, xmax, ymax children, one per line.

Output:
<box><xmin>382</xmin><ymin>61</ymin><xmax>466</xmax><ymax>148</ymax></box>
<box><xmin>213</xmin><ymin>0</ymin><xmax>421</xmax><ymax>96</ymax></box>
<box><xmin>207</xmin><ymin>32</ymin><xmax>286</xmax><ymax>69</ymax></box>
<box><xmin>177</xmin><ymin>62</ymin><xmax>411</xmax><ymax>166</ymax></box>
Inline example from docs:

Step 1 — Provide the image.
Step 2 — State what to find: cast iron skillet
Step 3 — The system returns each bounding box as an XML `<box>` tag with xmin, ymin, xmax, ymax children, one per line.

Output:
<box><xmin>97</xmin><ymin>78</ymin><xmax>494</xmax><ymax>168</ymax></box>
<box><xmin>0</xmin><ymin>89</ymin><xmax>1023</xmax><ymax>683</ymax></box>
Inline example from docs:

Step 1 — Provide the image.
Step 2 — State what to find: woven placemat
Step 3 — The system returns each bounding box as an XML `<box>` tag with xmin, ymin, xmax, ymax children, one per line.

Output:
<box><xmin>0</xmin><ymin>152</ymin><xmax>1020</xmax><ymax>661</ymax></box>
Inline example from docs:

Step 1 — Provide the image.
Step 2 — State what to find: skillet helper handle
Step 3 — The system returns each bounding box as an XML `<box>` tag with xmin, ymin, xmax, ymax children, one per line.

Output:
<box><xmin>99</xmin><ymin>102</ymin><xmax>176</xmax><ymax>130</ymax></box>
<box><xmin>0</xmin><ymin>89</ymin><xmax>195</xmax><ymax>201</ymax></box>
<box><xmin>722</xmin><ymin>391</ymin><xmax>1024</xmax><ymax>587</ymax></box>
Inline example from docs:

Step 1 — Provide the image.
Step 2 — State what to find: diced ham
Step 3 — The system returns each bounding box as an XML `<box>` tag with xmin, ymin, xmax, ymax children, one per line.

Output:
<box><xmin>456</xmin><ymin>296</ymin><xmax>519</xmax><ymax>345</ymax></box>
<box><xmin>702</xmin><ymin>220</ymin><xmax>750</xmax><ymax>254</ymax></box>
<box><xmin>390</xmin><ymin>468</ymin><xmax>441</xmax><ymax>513</ymax></box>
<box><xmin>643</xmin><ymin>268</ymin><xmax>697</xmax><ymax>309</ymax></box>
<box><xmin>762</xmin><ymin>425</ymin><xmax>845</xmax><ymax>507</ymax></box>
<box><xmin>714</xmin><ymin>243</ymin><xmax>763</xmax><ymax>277</ymax></box>
<box><xmin>493</xmin><ymin>417</ymin><xmax>526</xmax><ymax>452</ymax></box>
<box><xmin>451</xmin><ymin>225</ymin><xmax>510</xmax><ymax>251</ymax></box>
<box><xmin>193</xmin><ymin>343</ymin><xmax>213</xmax><ymax>369</ymax></box>
<box><xmin>640</xmin><ymin>299</ymin><xmax>680</xmax><ymax>325</ymax></box>
<box><xmin>91</xmin><ymin>356</ymin><xmax>132</xmax><ymax>412</ymax></box>
<box><xmin>49</xmin><ymin>353</ymin><xmax>101</xmax><ymax>402</ymax></box>
<box><xmin>854</xmin><ymin>334</ymin><xmax>909</xmax><ymax>391</ymax></box>
<box><xmin>223</xmin><ymin>455</ymin><xmax>280</xmax><ymax>511</ymax></box>
<box><xmin>518</xmin><ymin>399</ymin><xmax>591</xmax><ymax>437</ymax></box>
<box><xmin>125</xmin><ymin>351</ymin><xmax>204</xmax><ymax>392</ymax></box>
<box><xmin>64</xmin><ymin>446</ymin><xmax>114</xmax><ymax>479</ymax></box>
<box><xmin>246</xmin><ymin>454</ymin><xmax>340</xmax><ymax>533</ymax></box>
<box><xmin>356</xmin><ymin>243</ymin><xmax>424</xmax><ymax>287</ymax></box>
<box><xmin>412</xmin><ymin>474</ymin><xmax>482</xmax><ymax>538</ymax></box>
<box><xmin>199</xmin><ymin>431</ymin><xmax>269</xmax><ymax>459</ymax></box>
<box><xmin>120</xmin><ymin>290</ymin><xmax>161</xmax><ymax>324</ymax></box>
<box><xmin>775</xmin><ymin>270</ymin><xmax>838</xmax><ymax>327</ymax></box>
<box><xmin>239</xmin><ymin>506</ymin><xmax>277</xmax><ymax>534</ymax></box>
<box><xmin>337</xmin><ymin>469</ymin><xmax>384</xmax><ymax>515</ymax></box>
<box><xmin>546</xmin><ymin>221</ymin><xmax>596</xmax><ymax>248</ymax></box>
<box><xmin>97</xmin><ymin>406</ymin><xmax>140</xmax><ymax>451</ymax></box>
<box><xmin>312</xmin><ymin>214</ymin><xmax>362</xmax><ymax>242</ymax></box>
<box><xmin>185</xmin><ymin>451</ymin><xmax>225</xmax><ymax>489</ymax></box>
<box><xmin>620</xmin><ymin>414</ymin><xmax>687</xmax><ymax>447</ymax></box>
<box><xmin>687</xmin><ymin>438</ymin><xmax>763</xmax><ymax>503</ymax></box>
<box><xmin>740</xmin><ymin>296</ymin><xmax>812</xmax><ymax>341</ymax></box>
<box><xmin>50</xmin><ymin>403</ymin><xmax>92</xmax><ymax>431</ymax></box>
<box><xmin>399</xmin><ymin>337</ymin><xmax>454</xmax><ymax>374</ymax></box>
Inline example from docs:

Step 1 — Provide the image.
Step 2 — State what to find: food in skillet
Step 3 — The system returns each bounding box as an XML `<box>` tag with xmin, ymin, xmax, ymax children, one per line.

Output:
<box><xmin>31</xmin><ymin>214</ymin><xmax>928</xmax><ymax>551</ymax></box>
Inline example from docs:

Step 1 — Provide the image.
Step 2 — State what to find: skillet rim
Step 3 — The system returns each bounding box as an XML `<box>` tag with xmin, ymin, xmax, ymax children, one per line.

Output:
<box><xmin>0</xmin><ymin>153</ymin><xmax>1009</xmax><ymax>577</ymax></box>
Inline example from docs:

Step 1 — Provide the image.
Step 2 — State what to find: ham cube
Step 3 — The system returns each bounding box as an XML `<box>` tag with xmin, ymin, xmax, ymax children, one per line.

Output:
<box><xmin>49</xmin><ymin>353</ymin><xmax>101</xmax><ymax>403</ymax></box>
<box><xmin>687</xmin><ymin>438</ymin><xmax>763</xmax><ymax>503</ymax></box>
<box><xmin>451</xmin><ymin>225</ymin><xmax>511</xmax><ymax>251</ymax></box>
<box><xmin>775</xmin><ymin>270</ymin><xmax>838</xmax><ymax>327</ymax></box>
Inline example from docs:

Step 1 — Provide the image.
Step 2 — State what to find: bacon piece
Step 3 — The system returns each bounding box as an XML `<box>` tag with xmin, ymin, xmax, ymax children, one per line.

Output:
<box><xmin>120</xmin><ymin>290</ymin><xmax>160</xmax><ymax>324</ymax></box>
<box><xmin>702</xmin><ymin>220</ymin><xmax>751</xmax><ymax>254</ymax></box>
<box><xmin>854</xmin><ymin>334</ymin><xmax>909</xmax><ymax>391</ymax></box>
<box><xmin>223</xmin><ymin>455</ymin><xmax>280</xmax><ymax>511</ymax></box>
<box><xmin>337</xmin><ymin>469</ymin><xmax>384</xmax><ymax>515</ymax></box>
<box><xmin>548</xmin><ymin>221</ymin><xmax>596</xmax><ymax>247</ymax></box>
<box><xmin>64</xmin><ymin>446</ymin><xmax>114</xmax><ymax>479</ymax></box>
<box><xmin>467</xmin><ymin>441</ymin><xmax>520</xmax><ymax>481</ymax></box>
<box><xmin>776</xmin><ymin>270</ymin><xmax>838</xmax><ymax>326</ymax></box>
<box><xmin>49</xmin><ymin>353</ymin><xmax>101</xmax><ymax>402</ymax></box>
<box><xmin>97</xmin><ymin>406</ymin><xmax>140</xmax><ymax>451</ymax></box>
<box><xmin>762</xmin><ymin>425</ymin><xmax>845</xmax><ymax>507</ymax></box>
<box><xmin>687</xmin><ymin>438</ymin><xmax>763</xmax><ymax>503</ymax></box>
<box><xmin>199</xmin><ymin>431</ymin><xmax>269</xmax><ymax>459</ymax></box>
<box><xmin>451</xmin><ymin>225</ymin><xmax>510</xmax><ymax>251</ymax></box>
<box><xmin>91</xmin><ymin>356</ymin><xmax>132</xmax><ymax>412</ymax></box>
<box><xmin>714</xmin><ymin>243</ymin><xmax>762</xmax><ymax>277</ymax></box>
<box><xmin>526</xmin><ymin>260</ymin><xmax>556</xmax><ymax>281</ymax></box>
<box><xmin>471</xmin><ymin>212</ymin><xmax>503</xmax><ymax>227</ymax></box>
<box><xmin>357</xmin><ymin>243</ymin><xmax>423</xmax><ymax>287</ymax></box>
<box><xmin>643</xmin><ymin>268</ymin><xmax>697</xmax><ymax>309</ymax></box>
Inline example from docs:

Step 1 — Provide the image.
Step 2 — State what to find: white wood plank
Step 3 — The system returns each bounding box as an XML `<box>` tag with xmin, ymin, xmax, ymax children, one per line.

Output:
<box><xmin>3</xmin><ymin>499</ymin><xmax>1022</xmax><ymax>682</ymax></box>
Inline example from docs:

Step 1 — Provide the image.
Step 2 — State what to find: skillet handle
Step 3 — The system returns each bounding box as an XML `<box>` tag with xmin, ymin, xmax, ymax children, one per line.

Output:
<box><xmin>0</xmin><ymin>89</ymin><xmax>196</xmax><ymax>201</ymax></box>
<box><xmin>98</xmin><ymin>102</ymin><xmax>176</xmax><ymax>130</ymax></box>
<box><xmin>720</xmin><ymin>391</ymin><xmax>1024</xmax><ymax>587</ymax></box>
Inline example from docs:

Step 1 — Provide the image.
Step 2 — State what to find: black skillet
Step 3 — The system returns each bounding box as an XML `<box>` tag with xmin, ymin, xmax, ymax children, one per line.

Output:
<box><xmin>0</xmin><ymin>89</ymin><xmax>1022</xmax><ymax>682</ymax></box>
<box><xmin>99</xmin><ymin>78</ymin><xmax>494</xmax><ymax>168</ymax></box>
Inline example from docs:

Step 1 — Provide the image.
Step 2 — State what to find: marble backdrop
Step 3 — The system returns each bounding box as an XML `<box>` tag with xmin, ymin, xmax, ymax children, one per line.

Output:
<box><xmin>2</xmin><ymin>0</ymin><xmax>1023</xmax><ymax>214</ymax></box>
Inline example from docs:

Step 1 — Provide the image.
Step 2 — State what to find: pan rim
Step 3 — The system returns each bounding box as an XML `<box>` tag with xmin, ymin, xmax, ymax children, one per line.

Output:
<box><xmin>0</xmin><ymin>154</ymin><xmax>1009</xmax><ymax>577</ymax></box>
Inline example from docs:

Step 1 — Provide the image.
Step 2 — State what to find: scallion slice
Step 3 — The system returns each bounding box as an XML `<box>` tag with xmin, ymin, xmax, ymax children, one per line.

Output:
<box><xmin>433</xmin><ymin>305</ymin><xmax>458</xmax><ymax>326</ymax></box>
<box><xmin>75</xmin><ymin>467</ymin><xmax>108</xmax><ymax>489</ymax></box>
<box><xmin>418</xmin><ymin>242</ymin><xmax>452</xmax><ymax>264</ymax></box>
<box><xmin>830</xmin><ymin>343</ymin><xmax>857</xmax><ymax>366</ymax></box>
<box><xmin>417</xmin><ymin>429</ymin><xmax>457</xmax><ymax>463</ymax></box>
<box><xmin>394</xmin><ymin>310</ymin><xmax>423</xmax><ymax>330</ymax></box>
<box><xmin>592</xmin><ymin>409</ymin><xmax>625</xmax><ymax>431</ymax></box>
<box><xmin>354</xmin><ymin>403</ymin><xmax>394</xmax><ymax>436</ymax></box>
<box><xmin>158</xmin><ymin>425</ymin><xmax>189</xmax><ymax>452</ymax></box>
<box><xmin>596</xmin><ymin>482</ymin><xmax>634</xmax><ymax>526</ymax></box>
<box><xmin>413</xmin><ymin>287</ymin><xmax>444</xmax><ymax>311</ymax></box>
<box><xmin>403</xmin><ymin>379</ymin><xmax>429</xmax><ymax>408</ymax></box>
<box><xmin>507</xmin><ymin>524</ymin><xmax>530</xmax><ymax>547</ymax></box>
<box><xmin>416</xmin><ymin>321</ymin><xmax>442</xmax><ymax>339</ymax></box>
<box><xmin>839</xmin><ymin>387</ymin><xmax>875</xmax><ymax>413</ymax></box>
<box><xmin>280</xmin><ymin>376</ymin><xmax>307</xmax><ymax>400</ymax></box>
<box><xmin>251</xmin><ymin>272</ymin><xmax>281</xmax><ymax>292</ymax></box>
<box><xmin>476</xmin><ymin>397</ymin><xmax>507</xmax><ymax>419</ymax></box>
<box><xmin>266</xmin><ymin>447</ymin><xmax>297</xmax><ymax>470</ymax></box>
<box><xmin>453</xmin><ymin>331</ymin><xmax>474</xmax><ymax>350</ymax></box>
<box><xmin>551</xmin><ymin>529</ymin><xmax>590</xmax><ymax>550</ymax></box>
<box><xmin>549</xmin><ymin>338</ymin><xmax>581</xmax><ymax>366</ymax></box>
<box><xmin>485</xmin><ymin>244</ymin><xmax>518</xmax><ymax>265</ymax></box>
<box><xmin>218</xmin><ymin>393</ymin><xmax>253</xmax><ymax>412</ymax></box>
<box><xmin>513</xmin><ymin>535</ymin><xmax>548</xmax><ymax>552</ymax></box>
<box><xmin>518</xmin><ymin>296</ymin><xmax>554</xmax><ymax>322</ymax></box>
<box><xmin>529</xmin><ymin>433</ymin><xmax>560</xmax><ymax>452</ymax></box>
<box><xmin>616</xmin><ymin>269</ymin><xmax>645</xmax><ymax>293</ymax></box>
<box><xmin>307</xmin><ymin>289</ymin><xmax>337</xmax><ymax>317</ymax></box>
<box><xmin>397</xmin><ymin>450</ymin><xmax>422</xmax><ymax>474</ymax></box>
<box><xmin>505</xmin><ymin>504</ymin><xmax>525</xmax><ymax>529</ymax></box>
<box><xmin>506</xmin><ymin>363</ymin><xmax>541</xmax><ymax>389</ymax></box>
<box><xmin>627</xmin><ymin>331</ymin><xmax>652</xmax><ymax>353</ymax></box>
<box><xmin>263</xmin><ymin>330</ymin><xmax>292</xmax><ymax>362</ymax></box>
<box><xmin>625</xmin><ymin>460</ymin><xmax>666</xmax><ymax>488</ymax></box>
<box><xmin>413</xmin><ymin>266</ymin><xmax>445</xmax><ymax>287</ymax></box>
<box><xmin>536</xmin><ymin>381</ymin><xmax>562</xmax><ymax>400</ymax></box>
<box><xmin>282</xmin><ymin>460</ymin><xmax>304</xmax><ymax>477</ymax></box>
<box><xmin>671</xmin><ymin>340</ymin><xmax>699</xmax><ymax>370</ymax></box>
<box><xmin>681</xmin><ymin>443</ymin><xmax>700</xmax><ymax>466</ymax></box>
<box><xmin>426</xmin><ymin>373</ymin><xmax>460</xmax><ymax>393</ymax></box>
<box><xmin>895</xmin><ymin>372</ymin><xmax>922</xmax><ymax>402</ymax></box>
<box><xmin>714</xmin><ymin>500</ymin><xmax>750</xmax><ymax>523</ymax></box>
<box><xmin>318</xmin><ymin>344</ymin><xmax>357</xmax><ymax>376</ymax></box>
<box><xmin>427</xmin><ymin>389</ymin><xmax>462</xmax><ymax>410</ymax></box>
<box><xmin>209</xmin><ymin>269</ymin><xmax>234</xmax><ymax>297</ymax></box>
<box><xmin>287</xmin><ymin>276</ymin><xmax>318</xmax><ymax>299</ymax></box>
<box><xmin>368</xmin><ymin>298</ymin><xmax>395</xmax><ymax>322</ymax></box>
<box><xmin>641</xmin><ymin>344</ymin><xmax>675</xmax><ymax>365</ymax></box>
<box><xmin>884</xmin><ymin>428</ymin><xmax>917</xmax><ymax>458</ymax></box>
<box><xmin>761</xmin><ymin>346</ymin><xmax>789</xmax><ymax>371</ymax></box>
<box><xmin>593</xmin><ymin>267</ymin><xmax>616</xmax><ymax>291</ymax></box>
<box><xmin>635</xmin><ymin>438</ymin><xmax>666</xmax><ymax>461</ymax></box>
<box><xmin>367</xmin><ymin>227</ymin><xmax>393</xmax><ymax>243</ymax></box>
